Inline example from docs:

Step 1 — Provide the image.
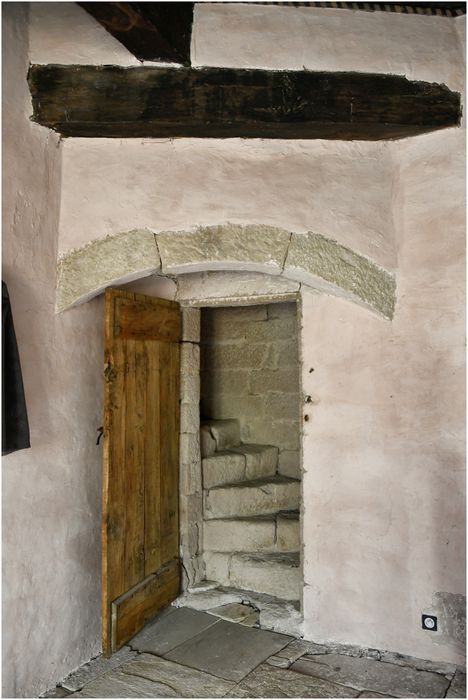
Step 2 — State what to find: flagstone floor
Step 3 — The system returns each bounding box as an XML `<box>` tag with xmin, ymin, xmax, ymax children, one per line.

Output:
<box><xmin>43</xmin><ymin>604</ymin><xmax>466</xmax><ymax>698</ymax></box>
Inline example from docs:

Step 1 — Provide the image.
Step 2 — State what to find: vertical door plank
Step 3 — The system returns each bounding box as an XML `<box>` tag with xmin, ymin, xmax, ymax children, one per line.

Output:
<box><xmin>123</xmin><ymin>339</ymin><xmax>146</xmax><ymax>591</ymax></box>
<box><xmin>144</xmin><ymin>339</ymin><xmax>161</xmax><ymax>576</ymax></box>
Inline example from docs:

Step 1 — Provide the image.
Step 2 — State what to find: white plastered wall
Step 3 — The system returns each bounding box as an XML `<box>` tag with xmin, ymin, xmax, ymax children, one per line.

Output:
<box><xmin>3</xmin><ymin>3</ymin><xmax>465</xmax><ymax>695</ymax></box>
<box><xmin>2</xmin><ymin>4</ymin><xmax>105</xmax><ymax>697</ymax></box>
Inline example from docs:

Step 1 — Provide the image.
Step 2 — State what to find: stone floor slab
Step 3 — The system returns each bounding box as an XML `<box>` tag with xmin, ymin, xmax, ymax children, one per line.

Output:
<box><xmin>380</xmin><ymin>650</ymin><xmax>457</xmax><ymax>677</ymax></box>
<box><xmin>129</xmin><ymin>606</ymin><xmax>218</xmax><ymax>655</ymax></box>
<box><xmin>265</xmin><ymin>655</ymin><xmax>291</xmax><ymax>668</ymax></box>
<box><xmin>208</xmin><ymin>602</ymin><xmax>259</xmax><ymax>626</ymax></box>
<box><xmin>229</xmin><ymin>663</ymin><xmax>360</xmax><ymax>698</ymax></box>
<box><xmin>447</xmin><ymin>669</ymin><xmax>467</xmax><ymax>697</ymax></box>
<box><xmin>272</xmin><ymin>638</ymin><xmax>324</xmax><ymax>664</ymax></box>
<box><xmin>61</xmin><ymin>646</ymin><xmax>137</xmax><ymax>691</ymax></box>
<box><xmin>73</xmin><ymin>654</ymin><xmax>235</xmax><ymax>698</ymax></box>
<box><xmin>165</xmin><ymin>619</ymin><xmax>292</xmax><ymax>681</ymax></box>
<box><xmin>42</xmin><ymin>687</ymin><xmax>73</xmax><ymax>698</ymax></box>
<box><xmin>291</xmin><ymin>654</ymin><xmax>450</xmax><ymax>698</ymax></box>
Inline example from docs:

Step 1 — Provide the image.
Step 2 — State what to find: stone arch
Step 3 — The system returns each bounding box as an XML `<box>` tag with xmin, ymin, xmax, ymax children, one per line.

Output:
<box><xmin>56</xmin><ymin>224</ymin><xmax>396</xmax><ymax>318</ymax></box>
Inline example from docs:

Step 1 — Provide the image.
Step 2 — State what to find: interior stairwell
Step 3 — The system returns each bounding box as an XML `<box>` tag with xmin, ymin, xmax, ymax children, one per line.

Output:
<box><xmin>200</xmin><ymin>419</ymin><xmax>301</xmax><ymax>603</ymax></box>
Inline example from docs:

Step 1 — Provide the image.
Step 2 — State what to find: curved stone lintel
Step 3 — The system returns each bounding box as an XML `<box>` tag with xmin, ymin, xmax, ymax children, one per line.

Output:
<box><xmin>157</xmin><ymin>224</ymin><xmax>291</xmax><ymax>276</ymax></box>
<box><xmin>55</xmin><ymin>229</ymin><xmax>161</xmax><ymax>313</ymax></box>
<box><xmin>56</xmin><ymin>224</ymin><xmax>396</xmax><ymax>320</ymax></box>
<box><xmin>285</xmin><ymin>233</ymin><xmax>396</xmax><ymax>319</ymax></box>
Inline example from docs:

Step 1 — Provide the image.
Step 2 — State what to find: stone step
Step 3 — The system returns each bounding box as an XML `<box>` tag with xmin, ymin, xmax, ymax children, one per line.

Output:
<box><xmin>200</xmin><ymin>419</ymin><xmax>241</xmax><ymax>456</ymax></box>
<box><xmin>204</xmin><ymin>512</ymin><xmax>299</xmax><ymax>552</ymax></box>
<box><xmin>204</xmin><ymin>476</ymin><xmax>300</xmax><ymax>520</ymax></box>
<box><xmin>204</xmin><ymin>551</ymin><xmax>301</xmax><ymax>601</ymax></box>
<box><xmin>202</xmin><ymin>444</ymin><xmax>278</xmax><ymax>488</ymax></box>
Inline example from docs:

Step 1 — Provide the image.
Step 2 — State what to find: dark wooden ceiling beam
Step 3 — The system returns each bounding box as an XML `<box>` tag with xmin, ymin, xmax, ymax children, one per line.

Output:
<box><xmin>77</xmin><ymin>2</ymin><xmax>194</xmax><ymax>65</ymax></box>
<box><xmin>27</xmin><ymin>64</ymin><xmax>462</xmax><ymax>141</ymax></box>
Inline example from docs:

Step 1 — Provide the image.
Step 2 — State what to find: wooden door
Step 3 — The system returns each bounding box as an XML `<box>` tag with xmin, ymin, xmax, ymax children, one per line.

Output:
<box><xmin>102</xmin><ymin>288</ymin><xmax>181</xmax><ymax>655</ymax></box>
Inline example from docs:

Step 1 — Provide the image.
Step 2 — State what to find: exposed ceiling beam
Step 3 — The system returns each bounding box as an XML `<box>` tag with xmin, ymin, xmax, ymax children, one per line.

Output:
<box><xmin>27</xmin><ymin>64</ymin><xmax>461</xmax><ymax>141</ymax></box>
<box><xmin>76</xmin><ymin>2</ymin><xmax>194</xmax><ymax>65</ymax></box>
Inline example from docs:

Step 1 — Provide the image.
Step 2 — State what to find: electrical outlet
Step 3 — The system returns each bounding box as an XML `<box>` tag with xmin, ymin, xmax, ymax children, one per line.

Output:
<box><xmin>422</xmin><ymin>614</ymin><xmax>438</xmax><ymax>631</ymax></box>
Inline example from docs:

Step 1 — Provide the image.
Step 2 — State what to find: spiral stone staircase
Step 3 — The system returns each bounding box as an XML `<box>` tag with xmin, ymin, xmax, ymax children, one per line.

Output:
<box><xmin>201</xmin><ymin>419</ymin><xmax>301</xmax><ymax>602</ymax></box>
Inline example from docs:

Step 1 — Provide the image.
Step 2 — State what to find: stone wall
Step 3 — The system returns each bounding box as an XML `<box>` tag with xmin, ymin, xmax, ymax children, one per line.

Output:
<box><xmin>200</xmin><ymin>303</ymin><xmax>301</xmax><ymax>479</ymax></box>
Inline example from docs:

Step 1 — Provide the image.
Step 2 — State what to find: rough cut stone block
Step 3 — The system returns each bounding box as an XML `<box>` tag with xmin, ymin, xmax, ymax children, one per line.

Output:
<box><xmin>202</xmin><ymin>343</ymin><xmax>268</xmax><ymax>370</ymax></box>
<box><xmin>207</xmin><ymin>602</ymin><xmax>259</xmax><ymax>625</ymax></box>
<box><xmin>180</xmin><ymin>459</ymin><xmax>201</xmax><ymax>496</ymax></box>
<box><xmin>180</xmin><ymin>342</ymin><xmax>200</xmax><ymax>375</ymax></box>
<box><xmin>284</xmin><ymin>232</ymin><xmax>396</xmax><ymax>320</ymax></box>
<box><xmin>204</xmin><ymin>476</ymin><xmax>300</xmax><ymax>519</ymax></box>
<box><xmin>179</xmin><ymin>493</ymin><xmax>203</xmax><ymax>555</ymax></box>
<box><xmin>268</xmin><ymin>302</ymin><xmax>299</xmax><ymax>320</ymax></box>
<box><xmin>203</xmin><ymin>517</ymin><xmax>276</xmax><ymax>552</ymax></box>
<box><xmin>243</xmin><ymin>318</ymin><xmax>297</xmax><ymax>344</ymax></box>
<box><xmin>257</xmin><ymin>598</ymin><xmax>303</xmax><ymax>637</ymax></box>
<box><xmin>212</xmin><ymin>305</ymin><xmax>268</xmax><ymax>323</ymax></box>
<box><xmin>203</xmin><ymin>552</ymin><xmax>231</xmax><ymax>586</ymax></box>
<box><xmin>56</xmin><ymin>229</ymin><xmax>161</xmax><ymax>312</ymax></box>
<box><xmin>275</xmin><ymin>340</ymin><xmax>300</xmax><ymax>369</ymax></box>
<box><xmin>244</xmin><ymin>419</ymin><xmax>300</xmax><ymax>451</ymax></box>
<box><xmin>181</xmin><ymin>307</ymin><xmax>200</xmax><ymax>342</ymax></box>
<box><xmin>201</xmin><ymin>369</ymin><xmax>250</xmax><ymax>396</ymax></box>
<box><xmin>74</xmin><ymin>653</ymin><xmax>234</xmax><ymax>698</ymax></box>
<box><xmin>291</xmin><ymin>654</ymin><xmax>450</xmax><ymax>698</ymax></box>
<box><xmin>229</xmin><ymin>552</ymin><xmax>301</xmax><ymax>601</ymax></box>
<box><xmin>202</xmin><ymin>419</ymin><xmax>241</xmax><ymax>451</ymax></box>
<box><xmin>180</xmin><ymin>371</ymin><xmax>200</xmax><ymax>404</ymax></box>
<box><xmin>180</xmin><ymin>402</ymin><xmax>199</xmax><ymax>435</ymax></box>
<box><xmin>200</xmin><ymin>426</ymin><xmax>216</xmax><ymax>458</ymax></box>
<box><xmin>249</xmin><ymin>368</ymin><xmax>300</xmax><ymax>395</ymax></box>
<box><xmin>174</xmin><ymin>585</ymin><xmax>302</xmax><ymax>637</ymax></box>
<box><xmin>276</xmin><ymin>513</ymin><xmax>300</xmax><ymax>551</ymax></box>
<box><xmin>61</xmin><ymin>647</ymin><xmax>137</xmax><ymax>692</ymax></box>
<box><xmin>263</xmin><ymin>393</ymin><xmax>300</xmax><ymax>421</ymax></box>
<box><xmin>204</xmin><ymin>394</ymin><xmax>264</xmax><ymax>424</ymax></box>
<box><xmin>230</xmin><ymin>444</ymin><xmax>278</xmax><ymax>480</ymax></box>
<box><xmin>180</xmin><ymin>433</ymin><xmax>200</xmax><ymax>466</ymax></box>
<box><xmin>177</xmin><ymin>271</ymin><xmax>299</xmax><ymax>305</ymax></box>
<box><xmin>278</xmin><ymin>450</ymin><xmax>301</xmax><ymax>479</ymax></box>
<box><xmin>180</xmin><ymin>554</ymin><xmax>205</xmax><ymax>590</ymax></box>
<box><xmin>158</xmin><ymin>224</ymin><xmax>290</xmax><ymax>276</ymax></box>
<box><xmin>230</xmin><ymin>663</ymin><xmax>358</xmax><ymax>698</ymax></box>
<box><xmin>202</xmin><ymin>451</ymin><xmax>246</xmax><ymax>489</ymax></box>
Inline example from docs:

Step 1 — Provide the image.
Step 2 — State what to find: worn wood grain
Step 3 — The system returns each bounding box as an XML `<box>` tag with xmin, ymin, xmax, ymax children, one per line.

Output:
<box><xmin>111</xmin><ymin>559</ymin><xmax>180</xmax><ymax>651</ymax></box>
<box><xmin>102</xmin><ymin>288</ymin><xmax>181</xmax><ymax>655</ymax></box>
<box><xmin>28</xmin><ymin>65</ymin><xmax>461</xmax><ymax>140</ymax></box>
<box><xmin>115</xmin><ymin>298</ymin><xmax>181</xmax><ymax>342</ymax></box>
<box><xmin>78</xmin><ymin>2</ymin><xmax>194</xmax><ymax>64</ymax></box>
<box><xmin>144</xmin><ymin>340</ymin><xmax>161</xmax><ymax>576</ymax></box>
